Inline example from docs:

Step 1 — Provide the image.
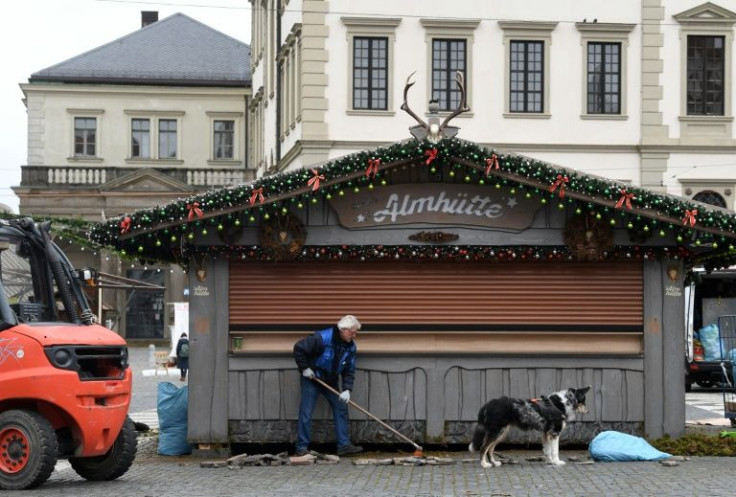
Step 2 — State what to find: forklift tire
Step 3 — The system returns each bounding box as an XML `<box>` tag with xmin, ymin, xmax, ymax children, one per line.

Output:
<box><xmin>70</xmin><ymin>416</ymin><xmax>137</xmax><ymax>481</ymax></box>
<box><xmin>0</xmin><ymin>409</ymin><xmax>58</xmax><ymax>490</ymax></box>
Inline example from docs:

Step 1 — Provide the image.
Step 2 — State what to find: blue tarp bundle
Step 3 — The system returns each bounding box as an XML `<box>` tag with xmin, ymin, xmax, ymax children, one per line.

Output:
<box><xmin>157</xmin><ymin>382</ymin><xmax>193</xmax><ymax>455</ymax></box>
<box><xmin>589</xmin><ymin>431</ymin><xmax>671</xmax><ymax>462</ymax></box>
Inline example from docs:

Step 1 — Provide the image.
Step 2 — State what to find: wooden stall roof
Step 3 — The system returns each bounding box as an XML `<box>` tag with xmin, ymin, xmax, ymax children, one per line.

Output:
<box><xmin>89</xmin><ymin>137</ymin><xmax>736</xmax><ymax>269</ymax></box>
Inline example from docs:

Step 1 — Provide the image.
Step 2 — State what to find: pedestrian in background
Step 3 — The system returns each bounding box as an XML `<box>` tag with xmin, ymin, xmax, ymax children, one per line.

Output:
<box><xmin>293</xmin><ymin>315</ymin><xmax>363</xmax><ymax>457</ymax></box>
<box><xmin>176</xmin><ymin>332</ymin><xmax>190</xmax><ymax>382</ymax></box>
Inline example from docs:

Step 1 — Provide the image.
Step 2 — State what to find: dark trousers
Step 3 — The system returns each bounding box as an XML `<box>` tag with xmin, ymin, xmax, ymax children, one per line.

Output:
<box><xmin>296</xmin><ymin>376</ymin><xmax>350</xmax><ymax>451</ymax></box>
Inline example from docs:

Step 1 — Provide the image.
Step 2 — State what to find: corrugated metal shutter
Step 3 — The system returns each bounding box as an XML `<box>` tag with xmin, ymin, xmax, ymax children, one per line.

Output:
<box><xmin>229</xmin><ymin>261</ymin><xmax>642</xmax><ymax>328</ymax></box>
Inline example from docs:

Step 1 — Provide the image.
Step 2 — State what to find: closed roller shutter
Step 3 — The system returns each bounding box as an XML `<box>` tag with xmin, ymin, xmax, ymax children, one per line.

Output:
<box><xmin>229</xmin><ymin>261</ymin><xmax>643</xmax><ymax>356</ymax></box>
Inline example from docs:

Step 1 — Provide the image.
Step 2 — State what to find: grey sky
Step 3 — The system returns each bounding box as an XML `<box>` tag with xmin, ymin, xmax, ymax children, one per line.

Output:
<box><xmin>0</xmin><ymin>0</ymin><xmax>250</xmax><ymax>213</ymax></box>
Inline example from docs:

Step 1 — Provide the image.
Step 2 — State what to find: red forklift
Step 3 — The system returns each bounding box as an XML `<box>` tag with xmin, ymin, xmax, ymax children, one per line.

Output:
<box><xmin>0</xmin><ymin>218</ymin><xmax>136</xmax><ymax>490</ymax></box>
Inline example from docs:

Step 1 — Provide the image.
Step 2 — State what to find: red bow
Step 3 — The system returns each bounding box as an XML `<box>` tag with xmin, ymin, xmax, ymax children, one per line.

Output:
<box><xmin>119</xmin><ymin>216</ymin><xmax>131</xmax><ymax>234</ymax></box>
<box><xmin>249</xmin><ymin>187</ymin><xmax>265</xmax><ymax>206</ymax></box>
<box><xmin>365</xmin><ymin>158</ymin><xmax>381</xmax><ymax>179</ymax></box>
<box><xmin>424</xmin><ymin>148</ymin><xmax>438</xmax><ymax>165</ymax></box>
<box><xmin>615</xmin><ymin>189</ymin><xmax>635</xmax><ymax>210</ymax></box>
<box><xmin>682</xmin><ymin>209</ymin><xmax>698</xmax><ymax>227</ymax></box>
<box><xmin>187</xmin><ymin>202</ymin><xmax>204</xmax><ymax>222</ymax></box>
<box><xmin>308</xmin><ymin>169</ymin><xmax>325</xmax><ymax>191</ymax></box>
<box><xmin>549</xmin><ymin>174</ymin><xmax>569</xmax><ymax>198</ymax></box>
<box><xmin>484</xmin><ymin>154</ymin><xmax>499</xmax><ymax>176</ymax></box>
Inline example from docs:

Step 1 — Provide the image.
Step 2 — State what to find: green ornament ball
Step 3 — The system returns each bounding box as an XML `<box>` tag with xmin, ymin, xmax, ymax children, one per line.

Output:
<box><xmin>249</xmin><ymin>215</ymin><xmax>256</xmax><ymax>222</ymax></box>
<box><xmin>558</xmin><ymin>203</ymin><xmax>565</xmax><ymax>210</ymax></box>
<box><xmin>575</xmin><ymin>208</ymin><xmax>582</xmax><ymax>215</ymax></box>
<box><xmin>138</xmin><ymin>246</ymin><xmax>144</xmax><ymax>252</ymax></box>
<box><xmin>155</xmin><ymin>240</ymin><xmax>162</xmax><ymax>247</ymax></box>
<box><xmin>234</xmin><ymin>219</ymin><xmax>241</xmax><ymax>227</ymax></box>
<box><xmin>541</xmin><ymin>198</ymin><xmax>547</xmax><ymax>205</ymax></box>
<box><xmin>627</xmin><ymin>222</ymin><xmax>634</xmax><ymax>229</ymax></box>
<box><xmin>202</xmin><ymin>229</ymin><xmax>208</xmax><ymax>236</ymax></box>
<box><xmin>188</xmin><ymin>233</ymin><xmax>195</xmax><ymax>240</ymax></box>
<box><xmin>217</xmin><ymin>224</ymin><xmax>224</xmax><ymax>231</ymax></box>
<box><xmin>610</xmin><ymin>219</ymin><xmax>616</xmax><ymax>226</ymax></box>
<box><xmin>170</xmin><ymin>235</ymin><xmax>177</xmax><ymax>242</ymax></box>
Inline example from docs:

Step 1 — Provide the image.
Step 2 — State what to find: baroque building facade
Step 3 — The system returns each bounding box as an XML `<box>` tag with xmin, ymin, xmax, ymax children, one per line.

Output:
<box><xmin>251</xmin><ymin>0</ymin><xmax>736</xmax><ymax>208</ymax></box>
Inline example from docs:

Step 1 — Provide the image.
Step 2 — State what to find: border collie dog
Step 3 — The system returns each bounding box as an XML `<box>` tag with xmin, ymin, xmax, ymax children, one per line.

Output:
<box><xmin>468</xmin><ymin>387</ymin><xmax>590</xmax><ymax>468</ymax></box>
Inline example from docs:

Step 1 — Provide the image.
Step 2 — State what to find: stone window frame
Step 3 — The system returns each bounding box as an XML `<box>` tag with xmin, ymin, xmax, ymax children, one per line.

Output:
<box><xmin>500</xmin><ymin>21</ymin><xmax>558</xmax><ymax>119</ymax></box>
<box><xmin>123</xmin><ymin>110</ymin><xmax>185</xmax><ymax>164</ymax></box>
<box><xmin>207</xmin><ymin>112</ymin><xmax>243</xmax><ymax>164</ymax></box>
<box><xmin>67</xmin><ymin>108</ymin><xmax>103</xmax><ymax>162</ymax></box>
<box><xmin>673</xmin><ymin>3</ymin><xmax>736</xmax><ymax>139</ymax></box>
<box><xmin>278</xmin><ymin>23</ymin><xmax>302</xmax><ymax>139</ymax></box>
<box><xmin>576</xmin><ymin>22</ymin><xmax>635</xmax><ymax>121</ymax></box>
<box><xmin>681</xmin><ymin>181</ymin><xmax>733</xmax><ymax>210</ymax></box>
<box><xmin>421</xmin><ymin>18</ymin><xmax>480</xmax><ymax>116</ymax></box>
<box><xmin>341</xmin><ymin>17</ymin><xmax>401</xmax><ymax>116</ymax></box>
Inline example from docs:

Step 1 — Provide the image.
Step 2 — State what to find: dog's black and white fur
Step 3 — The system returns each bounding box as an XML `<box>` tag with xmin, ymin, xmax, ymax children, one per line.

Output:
<box><xmin>468</xmin><ymin>387</ymin><xmax>590</xmax><ymax>468</ymax></box>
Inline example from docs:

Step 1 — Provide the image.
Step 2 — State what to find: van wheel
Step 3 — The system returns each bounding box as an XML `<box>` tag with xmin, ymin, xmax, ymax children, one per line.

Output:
<box><xmin>0</xmin><ymin>410</ymin><xmax>58</xmax><ymax>490</ymax></box>
<box><xmin>695</xmin><ymin>379</ymin><xmax>716</xmax><ymax>388</ymax></box>
<box><xmin>70</xmin><ymin>416</ymin><xmax>137</xmax><ymax>481</ymax></box>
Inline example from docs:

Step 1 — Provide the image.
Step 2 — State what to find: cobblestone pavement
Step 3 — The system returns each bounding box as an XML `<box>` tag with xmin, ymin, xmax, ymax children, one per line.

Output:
<box><xmin>18</xmin><ymin>345</ymin><xmax>734</xmax><ymax>497</ymax></box>
<box><xmin>18</xmin><ymin>441</ymin><xmax>736</xmax><ymax>497</ymax></box>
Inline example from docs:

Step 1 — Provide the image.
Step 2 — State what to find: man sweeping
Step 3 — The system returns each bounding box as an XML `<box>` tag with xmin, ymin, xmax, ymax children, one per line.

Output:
<box><xmin>293</xmin><ymin>315</ymin><xmax>364</xmax><ymax>457</ymax></box>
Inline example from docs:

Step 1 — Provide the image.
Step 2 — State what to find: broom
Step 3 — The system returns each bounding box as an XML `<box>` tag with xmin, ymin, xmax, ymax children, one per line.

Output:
<box><xmin>312</xmin><ymin>377</ymin><xmax>424</xmax><ymax>457</ymax></box>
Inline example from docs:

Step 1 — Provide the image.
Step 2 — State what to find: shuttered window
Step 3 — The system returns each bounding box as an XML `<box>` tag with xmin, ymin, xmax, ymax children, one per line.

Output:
<box><xmin>230</xmin><ymin>261</ymin><xmax>641</xmax><ymax>328</ymax></box>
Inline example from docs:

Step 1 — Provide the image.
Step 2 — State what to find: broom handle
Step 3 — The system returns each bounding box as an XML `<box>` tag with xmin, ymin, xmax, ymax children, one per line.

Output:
<box><xmin>312</xmin><ymin>376</ymin><xmax>421</xmax><ymax>450</ymax></box>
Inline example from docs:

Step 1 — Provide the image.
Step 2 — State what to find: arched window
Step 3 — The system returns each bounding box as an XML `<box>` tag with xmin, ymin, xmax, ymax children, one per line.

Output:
<box><xmin>692</xmin><ymin>190</ymin><xmax>727</xmax><ymax>208</ymax></box>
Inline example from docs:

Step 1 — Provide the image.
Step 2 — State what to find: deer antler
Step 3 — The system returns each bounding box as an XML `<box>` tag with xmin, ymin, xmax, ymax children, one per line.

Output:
<box><xmin>439</xmin><ymin>71</ymin><xmax>470</xmax><ymax>130</ymax></box>
<box><xmin>400</xmin><ymin>72</ymin><xmax>428</xmax><ymax>130</ymax></box>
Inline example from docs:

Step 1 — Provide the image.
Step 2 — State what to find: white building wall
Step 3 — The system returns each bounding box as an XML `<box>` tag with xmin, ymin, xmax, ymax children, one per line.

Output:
<box><xmin>22</xmin><ymin>84</ymin><xmax>249</xmax><ymax>169</ymax></box>
<box><xmin>253</xmin><ymin>0</ymin><xmax>736</xmax><ymax>208</ymax></box>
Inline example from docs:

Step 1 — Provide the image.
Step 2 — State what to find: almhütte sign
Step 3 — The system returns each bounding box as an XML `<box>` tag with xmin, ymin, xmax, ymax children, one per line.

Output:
<box><xmin>328</xmin><ymin>184</ymin><xmax>542</xmax><ymax>230</ymax></box>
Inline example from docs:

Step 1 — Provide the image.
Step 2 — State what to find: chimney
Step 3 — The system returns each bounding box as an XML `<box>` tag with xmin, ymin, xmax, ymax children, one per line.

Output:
<box><xmin>141</xmin><ymin>11</ymin><xmax>158</xmax><ymax>28</ymax></box>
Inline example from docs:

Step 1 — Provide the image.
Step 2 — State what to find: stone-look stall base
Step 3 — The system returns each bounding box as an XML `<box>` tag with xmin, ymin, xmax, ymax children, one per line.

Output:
<box><xmin>229</xmin><ymin>420</ymin><xmax>642</xmax><ymax>445</ymax></box>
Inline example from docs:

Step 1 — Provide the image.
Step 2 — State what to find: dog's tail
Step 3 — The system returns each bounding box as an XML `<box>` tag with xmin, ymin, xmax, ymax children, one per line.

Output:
<box><xmin>468</xmin><ymin>423</ymin><xmax>486</xmax><ymax>452</ymax></box>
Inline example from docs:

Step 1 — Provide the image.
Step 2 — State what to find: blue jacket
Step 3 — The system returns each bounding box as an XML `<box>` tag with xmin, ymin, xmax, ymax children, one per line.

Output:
<box><xmin>293</xmin><ymin>327</ymin><xmax>357</xmax><ymax>391</ymax></box>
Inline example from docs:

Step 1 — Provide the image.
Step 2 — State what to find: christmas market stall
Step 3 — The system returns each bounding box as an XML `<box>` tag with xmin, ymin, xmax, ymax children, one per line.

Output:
<box><xmin>90</xmin><ymin>116</ymin><xmax>736</xmax><ymax>450</ymax></box>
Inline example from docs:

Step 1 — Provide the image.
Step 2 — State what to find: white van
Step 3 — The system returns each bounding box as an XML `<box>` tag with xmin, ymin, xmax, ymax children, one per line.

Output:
<box><xmin>685</xmin><ymin>268</ymin><xmax>736</xmax><ymax>391</ymax></box>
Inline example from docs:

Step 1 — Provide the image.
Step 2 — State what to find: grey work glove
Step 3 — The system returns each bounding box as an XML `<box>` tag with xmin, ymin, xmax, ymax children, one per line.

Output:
<box><xmin>302</xmin><ymin>367</ymin><xmax>315</xmax><ymax>379</ymax></box>
<box><xmin>339</xmin><ymin>390</ymin><xmax>351</xmax><ymax>404</ymax></box>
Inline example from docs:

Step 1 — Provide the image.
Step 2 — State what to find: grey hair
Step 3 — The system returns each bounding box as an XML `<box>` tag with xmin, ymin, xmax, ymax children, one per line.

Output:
<box><xmin>337</xmin><ymin>314</ymin><xmax>361</xmax><ymax>331</ymax></box>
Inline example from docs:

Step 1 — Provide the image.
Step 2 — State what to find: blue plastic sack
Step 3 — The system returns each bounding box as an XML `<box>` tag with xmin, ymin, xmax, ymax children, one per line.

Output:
<box><xmin>589</xmin><ymin>431</ymin><xmax>671</xmax><ymax>462</ymax></box>
<box><xmin>699</xmin><ymin>324</ymin><xmax>725</xmax><ymax>361</ymax></box>
<box><xmin>157</xmin><ymin>382</ymin><xmax>193</xmax><ymax>455</ymax></box>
